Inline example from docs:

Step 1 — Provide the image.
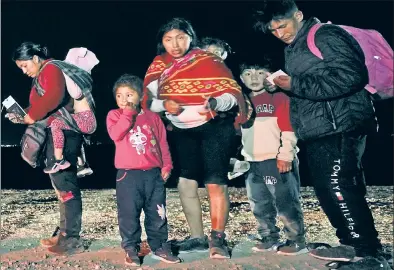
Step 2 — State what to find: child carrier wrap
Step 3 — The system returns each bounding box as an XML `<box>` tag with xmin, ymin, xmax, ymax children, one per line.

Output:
<box><xmin>20</xmin><ymin>60</ymin><xmax>96</xmax><ymax>168</ymax></box>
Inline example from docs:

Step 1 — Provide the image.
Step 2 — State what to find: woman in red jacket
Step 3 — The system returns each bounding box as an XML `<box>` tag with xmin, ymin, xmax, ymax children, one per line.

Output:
<box><xmin>8</xmin><ymin>42</ymin><xmax>84</xmax><ymax>255</ymax></box>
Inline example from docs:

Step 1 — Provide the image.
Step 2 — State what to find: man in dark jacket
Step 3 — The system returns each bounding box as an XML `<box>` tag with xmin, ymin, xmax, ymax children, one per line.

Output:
<box><xmin>253</xmin><ymin>1</ymin><xmax>388</xmax><ymax>269</ymax></box>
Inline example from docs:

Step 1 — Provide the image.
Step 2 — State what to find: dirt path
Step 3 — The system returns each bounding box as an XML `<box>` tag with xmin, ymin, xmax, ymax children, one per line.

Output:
<box><xmin>1</xmin><ymin>187</ymin><xmax>393</xmax><ymax>269</ymax></box>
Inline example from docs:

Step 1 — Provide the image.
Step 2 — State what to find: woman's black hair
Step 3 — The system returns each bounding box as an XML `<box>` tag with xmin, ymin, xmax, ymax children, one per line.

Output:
<box><xmin>156</xmin><ymin>17</ymin><xmax>198</xmax><ymax>55</ymax></box>
<box><xmin>12</xmin><ymin>41</ymin><xmax>50</xmax><ymax>61</ymax></box>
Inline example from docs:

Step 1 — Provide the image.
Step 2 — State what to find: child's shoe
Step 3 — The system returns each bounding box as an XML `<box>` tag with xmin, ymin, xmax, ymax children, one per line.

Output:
<box><xmin>252</xmin><ymin>236</ymin><xmax>281</xmax><ymax>252</ymax></box>
<box><xmin>277</xmin><ymin>239</ymin><xmax>309</xmax><ymax>256</ymax></box>
<box><xmin>77</xmin><ymin>163</ymin><xmax>94</xmax><ymax>178</ymax></box>
<box><xmin>151</xmin><ymin>242</ymin><xmax>181</xmax><ymax>264</ymax></box>
<box><xmin>44</xmin><ymin>158</ymin><xmax>71</xmax><ymax>174</ymax></box>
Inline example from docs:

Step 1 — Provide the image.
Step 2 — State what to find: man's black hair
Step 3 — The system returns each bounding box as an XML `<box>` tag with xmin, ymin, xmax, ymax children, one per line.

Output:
<box><xmin>253</xmin><ymin>0</ymin><xmax>299</xmax><ymax>33</ymax></box>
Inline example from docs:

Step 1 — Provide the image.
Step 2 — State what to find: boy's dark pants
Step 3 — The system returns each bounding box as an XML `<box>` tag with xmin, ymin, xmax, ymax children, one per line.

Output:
<box><xmin>305</xmin><ymin>131</ymin><xmax>382</xmax><ymax>257</ymax></box>
<box><xmin>245</xmin><ymin>159</ymin><xmax>305</xmax><ymax>243</ymax></box>
<box><xmin>46</xmin><ymin>130</ymin><xmax>83</xmax><ymax>238</ymax></box>
<box><xmin>116</xmin><ymin>168</ymin><xmax>168</xmax><ymax>252</ymax></box>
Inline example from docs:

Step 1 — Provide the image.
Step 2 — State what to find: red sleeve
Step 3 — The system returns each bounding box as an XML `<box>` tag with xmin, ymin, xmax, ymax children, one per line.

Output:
<box><xmin>153</xmin><ymin>113</ymin><xmax>173</xmax><ymax>172</ymax></box>
<box><xmin>28</xmin><ymin>64</ymin><xmax>66</xmax><ymax>121</ymax></box>
<box><xmin>106</xmin><ymin>109</ymin><xmax>138</xmax><ymax>142</ymax></box>
<box><xmin>276</xmin><ymin>93</ymin><xmax>294</xmax><ymax>132</ymax></box>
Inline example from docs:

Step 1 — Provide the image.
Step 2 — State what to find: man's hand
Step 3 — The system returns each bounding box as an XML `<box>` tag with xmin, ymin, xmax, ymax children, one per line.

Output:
<box><xmin>23</xmin><ymin>114</ymin><xmax>36</xmax><ymax>125</ymax></box>
<box><xmin>164</xmin><ymin>100</ymin><xmax>182</xmax><ymax>115</ymax></box>
<box><xmin>273</xmin><ymin>75</ymin><xmax>291</xmax><ymax>91</ymax></box>
<box><xmin>5</xmin><ymin>113</ymin><xmax>25</xmax><ymax>124</ymax></box>
<box><xmin>161</xmin><ymin>169</ymin><xmax>171</xmax><ymax>182</ymax></box>
<box><xmin>277</xmin><ymin>159</ymin><xmax>292</xmax><ymax>173</ymax></box>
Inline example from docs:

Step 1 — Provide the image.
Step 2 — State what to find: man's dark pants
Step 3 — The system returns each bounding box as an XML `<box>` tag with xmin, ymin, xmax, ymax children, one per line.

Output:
<box><xmin>305</xmin><ymin>130</ymin><xmax>382</xmax><ymax>257</ymax></box>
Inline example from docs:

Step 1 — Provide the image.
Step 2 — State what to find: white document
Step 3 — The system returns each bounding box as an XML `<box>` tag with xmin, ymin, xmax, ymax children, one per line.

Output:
<box><xmin>2</xmin><ymin>95</ymin><xmax>26</xmax><ymax>116</ymax></box>
<box><xmin>266</xmin><ymin>69</ymin><xmax>288</xmax><ymax>85</ymax></box>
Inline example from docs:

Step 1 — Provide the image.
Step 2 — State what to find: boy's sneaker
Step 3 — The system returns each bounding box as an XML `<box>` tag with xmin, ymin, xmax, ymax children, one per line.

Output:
<box><xmin>277</xmin><ymin>240</ymin><xmax>309</xmax><ymax>256</ymax></box>
<box><xmin>177</xmin><ymin>235</ymin><xmax>209</xmax><ymax>254</ymax></box>
<box><xmin>44</xmin><ymin>159</ymin><xmax>71</xmax><ymax>174</ymax></box>
<box><xmin>209</xmin><ymin>231</ymin><xmax>230</xmax><ymax>259</ymax></box>
<box><xmin>151</xmin><ymin>242</ymin><xmax>181</xmax><ymax>264</ymax></box>
<box><xmin>47</xmin><ymin>233</ymin><xmax>84</xmax><ymax>255</ymax></box>
<box><xmin>77</xmin><ymin>164</ymin><xmax>93</xmax><ymax>178</ymax></box>
<box><xmin>310</xmin><ymin>245</ymin><xmax>356</xmax><ymax>262</ymax></box>
<box><xmin>125</xmin><ymin>247</ymin><xmax>141</xmax><ymax>267</ymax></box>
<box><xmin>228</xmin><ymin>158</ymin><xmax>250</xmax><ymax>180</ymax></box>
<box><xmin>252</xmin><ymin>236</ymin><xmax>281</xmax><ymax>252</ymax></box>
<box><xmin>327</xmin><ymin>256</ymin><xmax>391</xmax><ymax>269</ymax></box>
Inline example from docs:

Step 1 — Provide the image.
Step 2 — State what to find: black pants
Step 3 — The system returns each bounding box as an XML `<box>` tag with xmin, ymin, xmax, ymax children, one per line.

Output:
<box><xmin>305</xmin><ymin>130</ymin><xmax>382</xmax><ymax>257</ymax></box>
<box><xmin>46</xmin><ymin>130</ymin><xmax>83</xmax><ymax>238</ymax></box>
<box><xmin>116</xmin><ymin>168</ymin><xmax>168</xmax><ymax>252</ymax></box>
<box><xmin>245</xmin><ymin>159</ymin><xmax>305</xmax><ymax>243</ymax></box>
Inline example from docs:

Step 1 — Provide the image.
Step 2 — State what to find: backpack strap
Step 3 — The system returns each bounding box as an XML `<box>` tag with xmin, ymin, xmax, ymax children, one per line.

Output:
<box><xmin>307</xmin><ymin>21</ymin><xmax>332</xmax><ymax>60</ymax></box>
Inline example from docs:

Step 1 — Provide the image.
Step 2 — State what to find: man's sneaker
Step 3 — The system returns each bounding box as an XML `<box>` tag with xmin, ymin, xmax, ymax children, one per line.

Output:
<box><xmin>228</xmin><ymin>158</ymin><xmax>250</xmax><ymax>180</ymax></box>
<box><xmin>125</xmin><ymin>248</ymin><xmax>141</xmax><ymax>267</ymax></box>
<box><xmin>252</xmin><ymin>236</ymin><xmax>281</xmax><ymax>252</ymax></box>
<box><xmin>177</xmin><ymin>235</ymin><xmax>209</xmax><ymax>254</ymax></box>
<box><xmin>209</xmin><ymin>231</ymin><xmax>230</xmax><ymax>259</ymax></box>
<box><xmin>47</xmin><ymin>233</ymin><xmax>84</xmax><ymax>255</ymax></box>
<box><xmin>329</xmin><ymin>256</ymin><xmax>391</xmax><ymax>269</ymax></box>
<box><xmin>44</xmin><ymin>159</ymin><xmax>71</xmax><ymax>174</ymax></box>
<box><xmin>40</xmin><ymin>226</ymin><xmax>61</xmax><ymax>247</ymax></box>
<box><xmin>77</xmin><ymin>164</ymin><xmax>93</xmax><ymax>178</ymax></box>
<box><xmin>151</xmin><ymin>242</ymin><xmax>181</xmax><ymax>264</ymax></box>
<box><xmin>277</xmin><ymin>240</ymin><xmax>309</xmax><ymax>256</ymax></box>
<box><xmin>310</xmin><ymin>245</ymin><xmax>356</xmax><ymax>262</ymax></box>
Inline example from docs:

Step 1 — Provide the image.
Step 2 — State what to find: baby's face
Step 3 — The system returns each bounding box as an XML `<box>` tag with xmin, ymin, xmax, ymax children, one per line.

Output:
<box><xmin>240</xmin><ymin>68</ymin><xmax>269</xmax><ymax>92</ymax></box>
<box><xmin>205</xmin><ymin>45</ymin><xmax>226</xmax><ymax>59</ymax></box>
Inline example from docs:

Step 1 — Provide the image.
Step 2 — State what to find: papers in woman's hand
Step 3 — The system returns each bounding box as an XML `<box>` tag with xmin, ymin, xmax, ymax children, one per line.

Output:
<box><xmin>2</xmin><ymin>96</ymin><xmax>26</xmax><ymax>117</ymax></box>
<box><xmin>266</xmin><ymin>69</ymin><xmax>288</xmax><ymax>85</ymax></box>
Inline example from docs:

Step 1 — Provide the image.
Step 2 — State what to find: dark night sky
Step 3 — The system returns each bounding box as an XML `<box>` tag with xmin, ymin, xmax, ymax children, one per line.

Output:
<box><xmin>2</xmin><ymin>0</ymin><xmax>393</xmax><ymax>144</ymax></box>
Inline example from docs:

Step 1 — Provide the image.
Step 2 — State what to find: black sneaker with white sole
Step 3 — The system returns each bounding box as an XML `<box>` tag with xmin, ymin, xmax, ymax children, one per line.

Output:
<box><xmin>327</xmin><ymin>256</ymin><xmax>391</xmax><ymax>270</ymax></box>
<box><xmin>252</xmin><ymin>236</ymin><xmax>281</xmax><ymax>252</ymax></box>
<box><xmin>276</xmin><ymin>240</ymin><xmax>309</xmax><ymax>256</ymax></box>
<box><xmin>177</xmin><ymin>235</ymin><xmax>209</xmax><ymax>254</ymax></box>
<box><xmin>309</xmin><ymin>245</ymin><xmax>356</xmax><ymax>262</ymax></box>
<box><xmin>43</xmin><ymin>158</ymin><xmax>71</xmax><ymax>174</ymax></box>
<box><xmin>151</xmin><ymin>242</ymin><xmax>181</xmax><ymax>264</ymax></box>
<box><xmin>77</xmin><ymin>164</ymin><xmax>93</xmax><ymax>178</ymax></box>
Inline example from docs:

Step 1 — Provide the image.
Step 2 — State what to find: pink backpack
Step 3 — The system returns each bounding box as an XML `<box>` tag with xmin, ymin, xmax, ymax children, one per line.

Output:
<box><xmin>307</xmin><ymin>22</ymin><xmax>393</xmax><ymax>100</ymax></box>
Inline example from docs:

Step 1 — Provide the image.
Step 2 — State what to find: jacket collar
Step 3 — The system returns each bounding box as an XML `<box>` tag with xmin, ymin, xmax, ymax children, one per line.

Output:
<box><xmin>289</xmin><ymin>17</ymin><xmax>321</xmax><ymax>46</ymax></box>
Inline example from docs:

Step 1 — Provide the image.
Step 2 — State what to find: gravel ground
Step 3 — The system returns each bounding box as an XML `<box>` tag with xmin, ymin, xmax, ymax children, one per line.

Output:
<box><xmin>1</xmin><ymin>186</ymin><xmax>393</xmax><ymax>269</ymax></box>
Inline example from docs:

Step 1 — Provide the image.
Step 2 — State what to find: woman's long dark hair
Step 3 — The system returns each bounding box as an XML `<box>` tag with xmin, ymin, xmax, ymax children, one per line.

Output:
<box><xmin>156</xmin><ymin>17</ymin><xmax>198</xmax><ymax>55</ymax></box>
<box><xmin>12</xmin><ymin>42</ymin><xmax>50</xmax><ymax>61</ymax></box>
